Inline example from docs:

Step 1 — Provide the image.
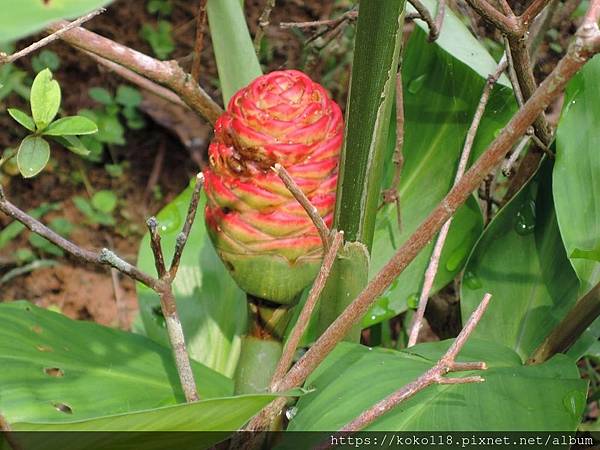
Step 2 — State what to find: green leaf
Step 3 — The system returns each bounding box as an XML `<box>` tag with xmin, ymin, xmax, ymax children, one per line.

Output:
<box><xmin>207</xmin><ymin>0</ymin><xmax>262</xmax><ymax>103</ymax></box>
<box><xmin>88</xmin><ymin>87</ymin><xmax>113</xmax><ymax>105</ymax></box>
<box><xmin>571</xmin><ymin>246</ymin><xmax>600</xmax><ymax>262</ymax></box>
<box><xmin>28</xmin><ymin>233</ymin><xmax>64</xmax><ymax>257</ymax></box>
<box><xmin>7</xmin><ymin>108</ymin><xmax>35</xmax><ymax>131</ymax></box>
<box><xmin>461</xmin><ymin>162</ymin><xmax>580</xmax><ymax>361</ymax></box>
<box><xmin>44</xmin><ymin>116</ymin><xmax>98</xmax><ymax>136</ymax></box>
<box><xmin>286</xmin><ymin>340</ymin><xmax>586</xmax><ymax>434</ymax></box>
<box><xmin>115</xmin><ymin>85</ymin><xmax>143</xmax><ymax>107</ymax></box>
<box><xmin>0</xmin><ymin>0</ymin><xmax>114</xmax><ymax>42</ymax></box>
<box><xmin>30</xmin><ymin>69</ymin><xmax>61</xmax><ymax>130</ymax></box>
<box><xmin>137</xmin><ymin>182</ymin><xmax>248</xmax><ymax>377</ymax></box>
<box><xmin>0</xmin><ymin>301</ymin><xmax>279</xmax><ymax>439</ymax></box>
<box><xmin>91</xmin><ymin>190</ymin><xmax>117</xmax><ymax>213</ymax></box>
<box><xmin>31</xmin><ymin>49</ymin><xmax>61</xmax><ymax>73</ymax></box>
<box><xmin>554</xmin><ymin>54</ymin><xmax>600</xmax><ymax>294</ymax></box>
<box><xmin>364</xmin><ymin>7</ymin><xmax>515</xmax><ymax>326</ymax></box>
<box><xmin>17</xmin><ymin>135</ymin><xmax>51</xmax><ymax>178</ymax></box>
<box><xmin>140</xmin><ymin>20</ymin><xmax>175</xmax><ymax>60</ymax></box>
<box><xmin>50</xmin><ymin>135</ymin><xmax>91</xmax><ymax>156</ymax></box>
<box><xmin>73</xmin><ymin>196</ymin><xmax>115</xmax><ymax>226</ymax></box>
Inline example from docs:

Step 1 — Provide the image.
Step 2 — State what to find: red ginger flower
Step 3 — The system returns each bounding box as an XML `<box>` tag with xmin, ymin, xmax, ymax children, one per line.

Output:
<box><xmin>204</xmin><ymin>70</ymin><xmax>343</xmax><ymax>304</ymax></box>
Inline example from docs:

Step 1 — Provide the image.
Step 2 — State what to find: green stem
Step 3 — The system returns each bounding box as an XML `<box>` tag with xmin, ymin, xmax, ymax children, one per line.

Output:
<box><xmin>318</xmin><ymin>0</ymin><xmax>405</xmax><ymax>338</ymax></box>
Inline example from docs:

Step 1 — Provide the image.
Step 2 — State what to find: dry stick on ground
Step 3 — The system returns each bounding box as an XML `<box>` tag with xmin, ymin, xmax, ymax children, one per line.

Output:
<box><xmin>0</xmin><ymin>176</ymin><xmax>205</xmax><ymax>403</ymax></box>
<box><xmin>0</xmin><ymin>8</ymin><xmax>105</xmax><ymax>65</ymax></box>
<box><xmin>191</xmin><ymin>0</ymin><xmax>208</xmax><ymax>83</ymax></box>
<box><xmin>45</xmin><ymin>21</ymin><xmax>223</xmax><ymax>124</ymax></box>
<box><xmin>380</xmin><ymin>72</ymin><xmax>405</xmax><ymax>231</ymax></box>
<box><xmin>268</xmin><ymin>13</ymin><xmax>600</xmax><ymax>398</ymax></box>
<box><xmin>335</xmin><ymin>293</ymin><xmax>491</xmax><ymax>435</ymax></box>
<box><xmin>254</xmin><ymin>0</ymin><xmax>276</xmax><ymax>52</ymax></box>
<box><xmin>407</xmin><ymin>57</ymin><xmax>507</xmax><ymax>347</ymax></box>
<box><xmin>272</xmin><ymin>163</ymin><xmax>331</xmax><ymax>248</ymax></box>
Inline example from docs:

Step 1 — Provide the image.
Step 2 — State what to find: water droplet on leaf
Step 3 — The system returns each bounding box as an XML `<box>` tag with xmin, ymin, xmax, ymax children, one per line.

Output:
<box><xmin>407</xmin><ymin>293</ymin><xmax>419</xmax><ymax>309</ymax></box>
<box><xmin>514</xmin><ymin>200</ymin><xmax>536</xmax><ymax>235</ymax></box>
<box><xmin>407</xmin><ymin>74</ymin><xmax>426</xmax><ymax>94</ymax></box>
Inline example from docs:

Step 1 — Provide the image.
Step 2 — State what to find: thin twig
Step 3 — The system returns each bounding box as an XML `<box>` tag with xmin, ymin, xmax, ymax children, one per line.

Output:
<box><xmin>272</xmin><ymin>163</ymin><xmax>331</xmax><ymax>248</ymax></box>
<box><xmin>502</xmin><ymin>134</ymin><xmax>531</xmax><ymax>176</ymax></box>
<box><xmin>270</xmin><ymin>231</ymin><xmax>344</xmax><ymax>386</ymax></box>
<box><xmin>279</xmin><ymin>10</ymin><xmax>358</xmax><ymax>30</ymax></box>
<box><xmin>45</xmin><ymin>21</ymin><xmax>223</xmax><ymax>124</ymax></box>
<box><xmin>0</xmin><ymin>9</ymin><xmax>105</xmax><ymax>65</ymax></box>
<box><xmin>271</xmin><ymin>18</ymin><xmax>600</xmax><ymax>397</ymax></box>
<box><xmin>110</xmin><ymin>268</ymin><xmax>128</xmax><ymax>330</ymax></box>
<box><xmin>147</xmin><ymin>217</ymin><xmax>167</xmax><ymax>278</ymax></box>
<box><xmin>191</xmin><ymin>0</ymin><xmax>208</xmax><ymax>83</ymax></box>
<box><xmin>334</xmin><ymin>293</ymin><xmax>491</xmax><ymax>435</ymax></box>
<box><xmin>255</xmin><ymin>0</ymin><xmax>276</xmax><ymax>52</ymax></box>
<box><xmin>504</xmin><ymin>37</ymin><xmax>525</xmax><ymax>107</ymax></box>
<box><xmin>407</xmin><ymin>58</ymin><xmax>507</xmax><ymax>347</ymax></box>
<box><xmin>433</xmin><ymin>0</ymin><xmax>447</xmax><ymax>39</ymax></box>
<box><xmin>408</xmin><ymin>0</ymin><xmax>441</xmax><ymax>41</ymax></box>
<box><xmin>169</xmin><ymin>173</ymin><xmax>204</xmax><ymax>279</ymax></box>
<box><xmin>380</xmin><ymin>72</ymin><xmax>405</xmax><ymax>230</ymax></box>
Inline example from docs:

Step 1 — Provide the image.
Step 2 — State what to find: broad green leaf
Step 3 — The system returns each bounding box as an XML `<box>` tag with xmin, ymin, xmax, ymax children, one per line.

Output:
<box><xmin>286</xmin><ymin>340</ymin><xmax>586</xmax><ymax>435</ymax></box>
<box><xmin>17</xmin><ymin>135</ymin><xmax>50</xmax><ymax>178</ymax></box>
<box><xmin>30</xmin><ymin>69</ymin><xmax>61</xmax><ymax>130</ymax></box>
<box><xmin>7</xmin><ymin>108</ymin><xmax>35</xmax><ymax>131</ymax></box>
<box><xmin>91</xmin><ymin>190</ymin><xmax>117</xmax><ymax>213</ymax></box>
<box><xmin>207</xmin><ymin>0</ymin><xmax>262</xmax><ymax>103</ymax></box>
<box><xmin>50</xmin><ymin>135</ymin><xmax>91</xmax><ymax>156</ymax></box>
<box><xmin>44</xmin><ymin>116</ymin><xmax>98</xmax><ymax>136</ymax></box>
<box><xmin>137</xmin><ymin>183</ymin><xmax>248</xmax><ymax>377</ymax></box>
<box><xmin>461</xmin><ymin>162</ymin><xmax>580</xmax><ymax>361</ymax></box>
<box><xmin>364</xmin><ymin>8</ymin><xmax>515</xmax><ymax>326</ymax></box>
<box><xmin>0</xmin><ymin>0</ymin><xmax>113</xmax><ymax>42</ymax></box>
<box><xmin>0</xmin><ymin>301</ymin><xmax>232</xmax><ymax>425</ymax></box>
<box><xmin>554</xmin><ymin>54</ymin><xmax>600</xmax><ymax>294</ymax></box>
<box><xmin>571</xmin><ymin>246</ymin><xmax>600</xmax><ymax>262</ymax></box>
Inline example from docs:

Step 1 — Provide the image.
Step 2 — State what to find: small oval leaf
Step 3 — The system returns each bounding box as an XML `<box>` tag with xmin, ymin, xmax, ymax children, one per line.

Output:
<box><xmin>50</xmin><ymin>135</ymin><xmax>91</xmax><ymax>156</ymax></box>
<box><xmin>7</xmin><ymin>108</ymin><xmax>35</xmax><ymax>132</ymax></box>
<box><xmin>17</xmin><ymin>136</ymin><xmax>51</xmax><ymax>178</ymax></box>
<box><xmin>30</xmin><ymin>69</ymin><xmax>61</xmax><ymax>130</ymax></box>
<box><xmin>44</xmin><ymin>116</ymin><xmax>98</xmax><ymax>136</ymax></box>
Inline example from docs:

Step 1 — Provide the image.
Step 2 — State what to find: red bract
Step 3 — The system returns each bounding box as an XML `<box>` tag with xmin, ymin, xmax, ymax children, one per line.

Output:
<box><xmin>204</xmin><ymin>70</ymin><xmax>343</xmax><ymax>304</ymax></box>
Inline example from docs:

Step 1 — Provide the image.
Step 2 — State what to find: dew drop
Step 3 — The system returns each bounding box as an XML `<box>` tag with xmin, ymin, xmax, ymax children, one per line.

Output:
<box><xmin>406</xmin><ymin>293</ymin><xmax>419</xmax><ymax>309</ymax></box>
<box><xmin>562</xmin><ymin>390</ymin><xmax>585</xmax><ymax>418</ymax></box>
<box><xmin>514</xmin><ymin>200</ymin><xmax>536</xmax><ymax>236</ymax></box>
<box><xmin>285</xmin><ymin>406</ymin><xmax>298</xmax><ymax>421</ymax></box>
<box><xmin>445</xmin><ymin>247</ymin><xmax>468</xmax><ymax>272</ymax></box>
<box><xmin>407</xmin><ymin>74</ymin><xmax>426</xmax><ymax>94</ymax></box>
<box><xmin>463</xmin><ymin>271</ymin><xmax>482</xmax><ymax>290</ymax></box>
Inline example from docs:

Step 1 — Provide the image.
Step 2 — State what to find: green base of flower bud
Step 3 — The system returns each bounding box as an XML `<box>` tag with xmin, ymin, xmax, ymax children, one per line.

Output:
<box><xmin>234</xmin><ymin>336</ymin><xmax>282</xmax><ymax>395</ymax></box>
<box><xmin>217</xmin><ymin>250</ymin><xmax>321</xmax><ymax>305</ymax></box>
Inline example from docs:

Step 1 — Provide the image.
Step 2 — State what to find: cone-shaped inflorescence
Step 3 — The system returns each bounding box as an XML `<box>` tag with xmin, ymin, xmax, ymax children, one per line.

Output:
<box><xmin>204</xmin><ymin>70</ymin><xmax>343</xmax><ymax>304</ymax></box>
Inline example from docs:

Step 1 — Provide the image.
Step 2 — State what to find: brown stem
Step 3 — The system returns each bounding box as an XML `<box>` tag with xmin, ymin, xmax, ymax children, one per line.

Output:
<box><xmin>45</xmin><ymin>22</ymin><xmax>223</xmax><ymax>124</ymax></box>
<box><xmin>254</xmin><ymin>0</ymin><xmax>276</xmax><ymax>52</ymax></box>
<box><xmin>0</xmin><ymin>9</ymin><xmax>105</xmax><ymax>65</ymax></box>
<box><xmin>521</xmin><ymin>0</ymin><xmax>552</xmax><ymax>25</ymax></box>
<box><xmin>408</xmin><ymin>0</ymin><xmax>441</xmax><ymax>41</ymax></box>
<box><xmin>529</xmin><ymin>280</ymin><xmax>600</xmax><ymax>364</ymax></box>
<box><xmin>169</xmin><ymin>173</ymin><xmax>204</xmax><ymax>279</ymax></box>
<box><xmin>191</xmin><ymin>0</ymin><xmax>208</xmax><ymax>83</ymax></box>
<box><xmin>407</xmin><ymin>58</ymin><xmax>507</xmax><ymax>347</ymax></box>
<box><xmin>147</xmin><ymin>217</ymin><xmax>167</xmax><ymax>278</ymax></box>
<box><xmin>274</xmin><ymin>23</ymin><xmax>600</xmax><ymax>395</ymax></box>
<box><xmin>333</xmin><ymin>293</ymin><xmax>491</xmax><ymax>435</ymax></box>
<box><xmin>279</xmin><ymin>10</ymin><xmax>357</xmax><ymax>30</ymax></box>
<box><xmin>272</xmin><ymin>163</ymin><xmax>331</xmax><ymax>248</ymax></box>
<box><xmin>464</xmin><ymin>0</ymin><xmax>519</xmax><ymax>33</ymax></box>
<box><xmin>270</xmin><ymin>231</ymin><xmax>344</xmax><ymax>386</ymax></box>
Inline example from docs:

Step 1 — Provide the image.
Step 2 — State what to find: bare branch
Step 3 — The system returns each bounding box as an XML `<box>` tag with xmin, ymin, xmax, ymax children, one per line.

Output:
<box><xmin>147</xmin><ymin>217</ymin><xmax>167</xmax><ymax>278</ymax></box>
<box><xmin>408</xmin><ymin>0</ymin><xmax>441</xmax><ymax>41</ymax></box>
<box><xmin>45</xmin><ymin>22</ymin><xmax>223</xmax><ymax>124</ymax></box>
<box><xmin>280</xmin><ymin>10</ymin><xmax>357</xmax><ymax>30</ymax></box>
<box><xmin>273</xmin><ymin>20</ymin><xmax>600</xmax><ymax>395</ymax></box>
<box><xmin>463</xmin><ymin>0</ymin><xmax>518</xmax><ymax>34</ymax></box>
<box><xmin>333</xmin><ymin>293</ymin><xmax>491</xmax><ymax>434</ymax></box>
<box><xmin>169</xmin><ymin>173</ymin><xmax>205</xmax><ymax>279</ymax></box>
<box><xmin>433</xmin><ymin>0</ymin><xmax>447</xmax><ymax>39</ymax></box>
<box><xmin>502</xmin><ymin>134</ymin><xmax>531</xmax><ymax>176</ymax></box>
<box><xmin>0</xmin><ymin>9</ymin><xmax>105</xmax><ymax>65</ymax></box>
<box><xmin>191</xmin><ymin>0</ymin><xmax>208</xmax><ymax>83</ymax></box>
<box><xmin>521</xmin><ymin>0</ymin><xmax>552</xmax><ymax>26</ymax></box>
<box><xmin>271</xmin><ymin>231</ymin><xmax>344</xmax><ymax>385</ymax></box>
<box><xmin>407</xmin><ymin>58</ymin><xmax>507</xmax><ymax>347</ymax></box>
<box><xmin>272</xmin><ymin>163</ymin><xmax>331</xmax><ymax>248</ymax></box>
<box><xmin>255</xmin><ymin>0</ymin><xmax>276</xmax><ymax>52</ymax></box>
